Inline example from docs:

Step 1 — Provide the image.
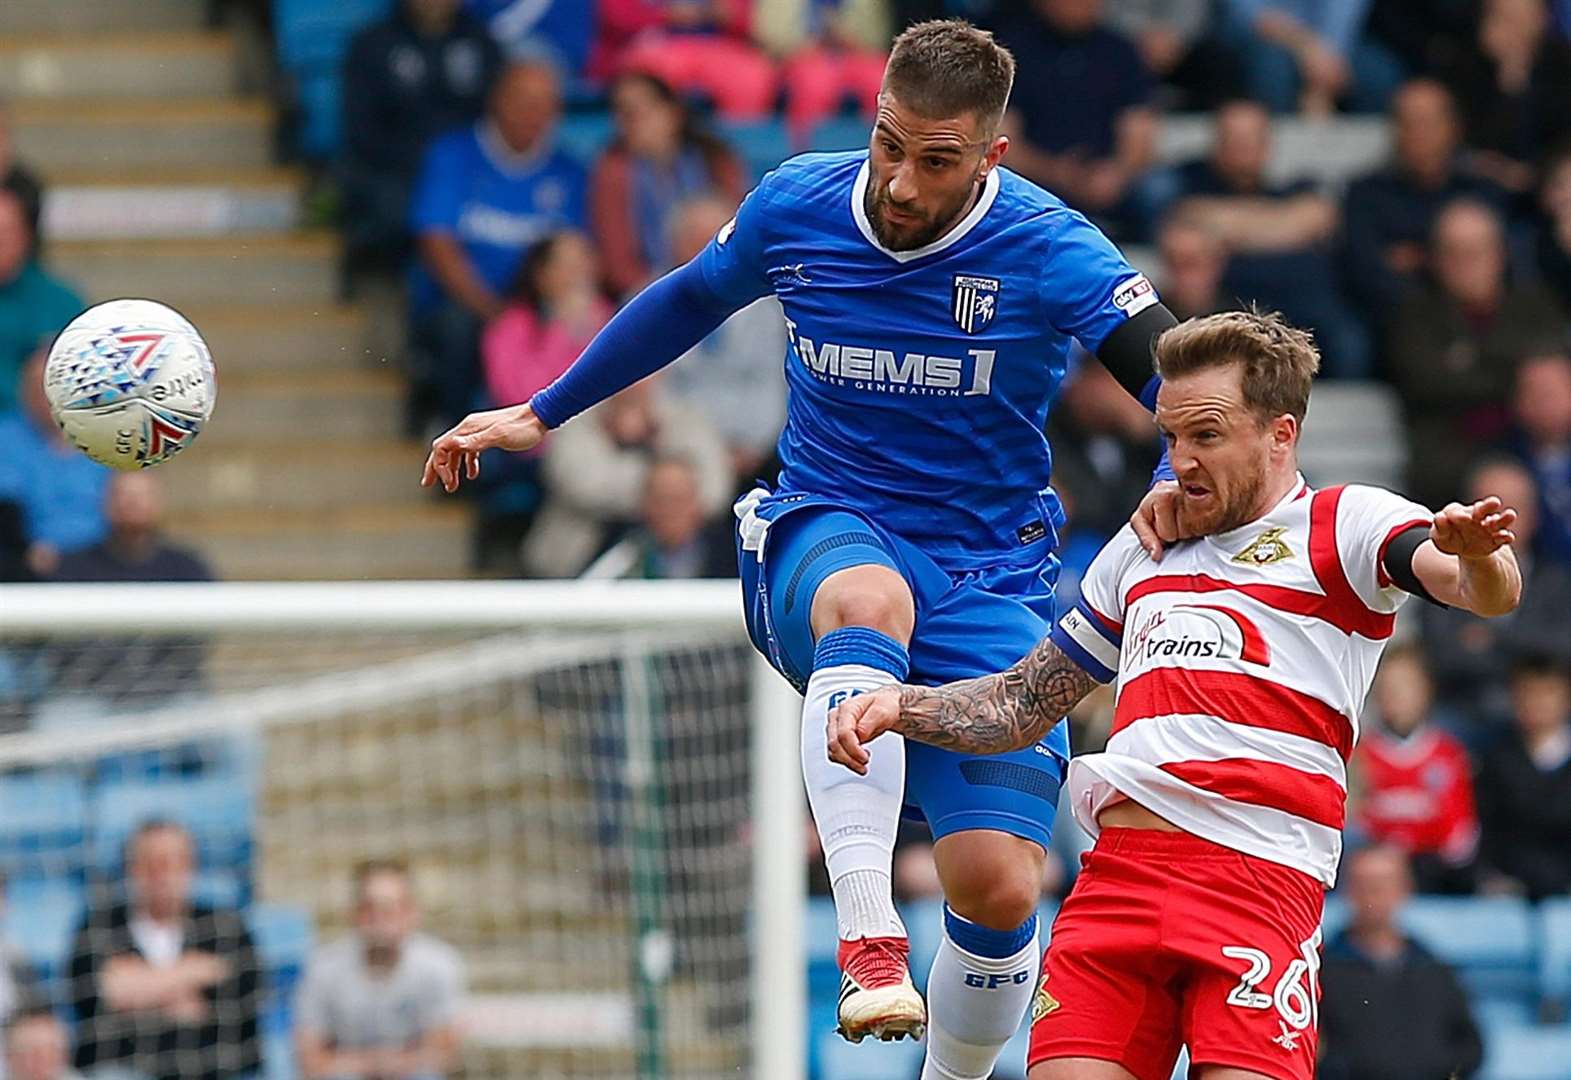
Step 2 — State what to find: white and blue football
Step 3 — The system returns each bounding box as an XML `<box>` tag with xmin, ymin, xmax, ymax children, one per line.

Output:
<box><xmin>43</xmin><ymin>298</ymin><xmax>216</xmax><ymax>470</ymax></box>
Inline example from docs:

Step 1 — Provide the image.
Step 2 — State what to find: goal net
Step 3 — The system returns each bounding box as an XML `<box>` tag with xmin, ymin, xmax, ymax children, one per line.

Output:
<box><xmin>0</xmin><ymin>581</ymin><xmax>804</xmax><ymax>1080</ymax></box>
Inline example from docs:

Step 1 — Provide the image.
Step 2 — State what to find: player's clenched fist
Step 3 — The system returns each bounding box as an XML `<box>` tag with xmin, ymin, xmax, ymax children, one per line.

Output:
<box><xmin>421</xmin><ymin>402</ymin><xmax>547</xmax><ymax>493</ymax></box>
<box><xmin>1430</xmin><ymin>496</ymin><xmax>1517</xmax><ymax>559</ymax></box>
<box><xmin>828</xmin><ymin>687</ymin><xmax>904</xmax><ymax>775</ymax></box>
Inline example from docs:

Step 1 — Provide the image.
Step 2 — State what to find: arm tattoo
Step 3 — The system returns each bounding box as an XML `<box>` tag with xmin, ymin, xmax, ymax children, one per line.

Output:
<box><xmin>892</xmin><ymin>635</ymin><xmax>1101</xmax><ymax>754</ymax></box>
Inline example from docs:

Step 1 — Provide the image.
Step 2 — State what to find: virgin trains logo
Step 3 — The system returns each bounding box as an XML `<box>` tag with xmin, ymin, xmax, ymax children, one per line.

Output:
<box><xmin>1125</xmin><ymin>604</ymin><xmax>1271</xmax><ymax>667</ymax></box>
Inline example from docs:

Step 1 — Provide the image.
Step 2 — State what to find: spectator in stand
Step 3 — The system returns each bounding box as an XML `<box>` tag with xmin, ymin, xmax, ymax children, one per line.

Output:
<box><xmin>44</xmin><ymin>473</ymin><xmax>214</xmax><ymax>708</ymax></box>
<box><xmin>1476</xmin><ymin>654</ymin><xmax>1571</xmax><ymax>900</ymax></box>
<box><xmin>1385</xmin><ymin>199</ymin><xmax>1566</xmax><ymax>508</ymax></box>
<box><xmin>1353</xmin><ymin>644</ymin><xmax>1479</xmax><ymax>893</ymax></box>
<box><xmin>6</xmin><ymin>1008</ymin><xmax>85</xmax><ymax>1080</ymax></box>
<box><xmin>1153</xmin><ymin>213</ymin><xmax>1230</xmax><ymax>320</ymax></box>
<box><xmin>339</xmin><ymin>0</ymin><xmax>502</xmax><ymax>276</ymax></box>
<box><xmin>465</xmin><ymin>0</ymin><xmax>594</xmax><ymax>75</ymax></box>
<box><xmin>69</xmin><ymin>820</ymin><xmax>261</xmax><ymax>1080</ymax></box>
<box><xmin>521</xmin><ymin>375</ymin><xmax>731</xmax><ymax>578</ymax></box>
<box><xmin>1441</xmin><ymin>0</ymin><xmax>1571</xmax><ymax>196</ymax></box>
<box><xmin>1219</xmin><ymin>0</ymin><xmax>1402</xmax><ymax>115</ymax></box>
<box><xmin>1422</xmin><ymin>457</ymin><xmax>1571</xmax><ymax>729</ymax></box>
<box><xmin>475</xmin><ymin>231</ymin><xmax>611</xmax><ymax>572</ymax></box>
<box><xmin>408</xmin><ymin>59</ymin><xmax>585</xmax><ymax>431</ymax></box>
<box><xmin>590</xmin><ymin>74</ymin><xmax>746</xmax><ymax>298</ymax></box>
<box><xmin>296</xmin><ymin>861</ymin><xmax>464</xmax><ymax>1080</ymax></box>
<box><xmin>1170</xmin><ymin>100</ymin><xmax>1368</xmax><ymax>377</ymax></box>
<box><xmin>0</xmin><ymin>350</ymin><xmax>108</xmax><ymax>580</ymax></box>
<box><xmin>1043</xmin><ymin>358</ymin><xmax>1161</xmax><ymax>543</ymax></box>
<box><xmin>0</xmin><ymin>103</ymin><xmax>42</xmax><ymax>249</ymax></box>
<box><xmin>1509</xmin><ymin>351</ymin><xmax>1571</xmax><ymax>568</ymax></box>
<box><xmin>1341</xmin><ymin>79</ymin><xmax>1505</xmax><ymax>322</ymax></box>
<box><xmin>1363</xmin><ymin>1</ymin><xmax>1477</xmax><ymax>82</ymax></box>
<box><xmin>1318</xmin><ymin>846</ymin><xmax>1483</xmax><ymax>1080</ymax></box>
<box><xmin>659</xmin><ymin>196</ymin><xmax>787</xmax><ymax>483</ymax></box>
<box><xmin>0</xmin><ymin>191</ymin><xmax>81</xmax><ymax>414</ymax></box>
<box><xmin>757</xmin><ymin>0</ymin><xmax>892</xmax><ymax>145</ymax></box>
<box><xmin>581</xmin><ymin>455</ymin><xmax>739</xmax><ymax>578</ymax></box>
<box><xmin>1103</xmin><ymin>1</ymin><xmax>1238</xmax><ymax>110</ymax></box>
<box><xmin>483</xmin><ymin>230</ymin><xmax>611</xmax><ymax>410</ymax></box>
<box><xmin>591</xmin><ymin>0</ymin><xmax>777</xmax><ymax>120</ymax></box>
<box><xmin>1537</xmin><ymin>143</ymin><xmax>1571</xmax><ymax>310</ymax></box>
<box><xmin>995</xmin><ymin>0</ymin><xmax>1160</xmax><ymax>239</ymax></box>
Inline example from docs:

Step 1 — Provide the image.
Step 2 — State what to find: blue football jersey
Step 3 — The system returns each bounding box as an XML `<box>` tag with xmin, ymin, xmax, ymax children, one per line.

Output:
<box><xmin>699</xmin><ymin>151</ymin><xmax>1159</xmax><ymax>570</ymax></box>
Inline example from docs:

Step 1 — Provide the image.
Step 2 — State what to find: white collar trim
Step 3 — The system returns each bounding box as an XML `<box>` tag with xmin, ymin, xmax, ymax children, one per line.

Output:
<box><xmin>478</xmin><ymin>119</ymin><xmax>552</xmax><ymax>176</ymax></box>
<box><xmin>850</xmin><ymin>159</ymin><xmax>1001</xmax><ymax>263</ymax></box>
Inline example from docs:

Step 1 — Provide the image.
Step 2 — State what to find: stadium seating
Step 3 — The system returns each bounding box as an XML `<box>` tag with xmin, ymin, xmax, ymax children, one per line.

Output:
<box><xmin>1479</xmin><ymin>1021</ymin><xmax>1571</xmax><ymax>1080</ymax></box>
<box><xmin>0</xmin><ymin>771</ymin><xmax>87</xmax><ymax>883</ymax></box>
<box><xmin>3</xmin><ymin>877</ymin><xmax>85</xmax><ymax>983</ymax></box>
<box><xmin>92</xmin><ymin>775</ymin><xmax>257</xmax><ymax>888</ymax></box>
<box><xmin>1405</xmin><ymin>896</ymin><xmax>1539</xmax><ymax>1003</ymax></box>
<box><xmin>1538</xmin><ymin>897</ymin><xmax>1571</xmax><ymax>1010</ymax></box>
<box><xmin>271</xmin><ymin>0</ymin><xmax>392</xmax><ymax>159</ymax></box>
<box><xmin>1298</xmin><ymin>382</ymin><xmax>1408</xmax><ymax>490</ymax></box>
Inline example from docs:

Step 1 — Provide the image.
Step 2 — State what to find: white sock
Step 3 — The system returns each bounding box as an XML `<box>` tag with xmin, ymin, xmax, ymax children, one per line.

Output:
<box><xmin>802</xmin><ymin>659</ymin><xmax>907</xmax><ymax>941</ymax></box>
<box><xmin>922</xmin><ymin>908</ymin><xmax>1040</xmax><ymax>1080</ymax></box>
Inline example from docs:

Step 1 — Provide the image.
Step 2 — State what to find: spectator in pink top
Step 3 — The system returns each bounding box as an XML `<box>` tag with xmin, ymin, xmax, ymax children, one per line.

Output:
<box><xmin>591</xmin><ymin>0</ymin><xmax>777</xmax><ymax>119</ymax></box>
<box><xmin>482</xmin><ymin>230</ymin><xmax>612</xmax><ymax>418</ymax></box>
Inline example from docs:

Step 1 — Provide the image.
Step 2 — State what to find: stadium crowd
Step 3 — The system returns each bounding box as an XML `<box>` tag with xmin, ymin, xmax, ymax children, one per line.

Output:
<box><xmin>0</xmin><ymin>0</ymin><xmax>1570</xmax><ymax>1077</ymax></box>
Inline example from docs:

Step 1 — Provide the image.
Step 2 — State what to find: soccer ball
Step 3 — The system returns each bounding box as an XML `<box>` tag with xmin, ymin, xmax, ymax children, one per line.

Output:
<box><xmin>43</xmin><ymin>298</ymin><xmax>216</xmax><ymax>470</ymax></box>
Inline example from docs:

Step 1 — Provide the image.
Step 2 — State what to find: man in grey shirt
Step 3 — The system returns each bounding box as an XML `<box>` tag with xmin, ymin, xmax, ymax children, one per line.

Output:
<box><xmin>294</xmin><ymin>862</ymin><xmax>464</xmax><ymax>1080</ymax></box>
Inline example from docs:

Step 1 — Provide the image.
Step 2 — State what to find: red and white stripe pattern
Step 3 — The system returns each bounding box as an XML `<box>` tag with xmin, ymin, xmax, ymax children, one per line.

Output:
<box><xmin>1053</xmin><ymin>478</ymin><xmax>1433</xmax><ymax>886</ymax></box>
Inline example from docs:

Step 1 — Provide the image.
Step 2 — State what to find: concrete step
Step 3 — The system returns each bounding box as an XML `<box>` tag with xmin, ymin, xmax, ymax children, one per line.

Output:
<box><xmin>184</xmin><ymin>305</ymin><xmax>381</xmax><ymax>374</ymax></box>
<box><xmin>0</xmin><ymin>0</ymin><xmax>205</xmax><ymax>34</ymax></box>
<box><xmin>166</xmin><ymin>504</ymin><xmax>473</xmax><ymax>580</ymax></box>
<box><xmin>0</xmin><ymin>32</ymin><xmax>237</xmax><ymax>101</ymax></box>
<box><xmin>11</xmin><ymin>98</ymin><xmax>273</xmax><ymax>176</ymax></box>
<box><xmin>44</xmin><ymin>170</ymin><xmax>302</xmax><ymax>240</ymax></box>
<box><xmin>201</xmin><ymin>369</ymin><xmax>403</xmax><ymax>445</ymax></box>
<box><xmin>47</xmin><ymin>233</ymin><xmax>338</xmax><ymax>308</ymax></box>
<box><xmin>158</xmin><ymin>440</ymin><xmax>427</xmax><ymax>512</ymax></box>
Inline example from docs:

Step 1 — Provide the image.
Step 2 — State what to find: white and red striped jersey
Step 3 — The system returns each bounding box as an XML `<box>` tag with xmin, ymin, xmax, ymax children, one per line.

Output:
<box><xmin>1049</xmin><ymin>476</ymin><xmax>1432</xmax><ymax>886</ymax></box>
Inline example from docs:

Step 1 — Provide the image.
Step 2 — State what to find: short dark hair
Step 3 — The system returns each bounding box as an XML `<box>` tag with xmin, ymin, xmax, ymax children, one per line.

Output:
<box><xmin>125</xmin><ymin>817</ymin><xmax>192</xmax><ymax>863</ymax></box>
<box><xmin>1153</xmin><ymin>309</ymin><xmax>1320</xmax><ymax>424</ymax></box>
<box><xmin>353</xmin><ymin>858</ymin><xmax>411</xmax><ymax>902</ymax></box>
<box><xmin>883</xmin><ymin>19</ymin><xmax>1015</xmax><ymax>132</ymax></box>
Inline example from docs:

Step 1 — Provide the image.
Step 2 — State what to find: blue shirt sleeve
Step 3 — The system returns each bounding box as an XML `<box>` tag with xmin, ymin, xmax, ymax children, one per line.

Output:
<box><xmin>696</xmin><ymin>170</ymin><xmax>776</xmax><ymax>309</ymax></box>
<box><xmin>410</xmin><ymin>132</ymin><xmax>468</xmax><ymax>235</ymax></box>
<box><xmin>1039</xmin><ymin>210</ymin><xmax>1159</xmax><ymax>356</ymax></box>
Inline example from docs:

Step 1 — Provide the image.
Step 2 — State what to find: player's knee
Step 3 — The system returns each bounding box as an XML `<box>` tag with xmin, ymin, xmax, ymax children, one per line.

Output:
<box><xmin>811</xmin><ymin>567</ymin><xmax>914</xmax><ymax>641</ymax></box>
<box><xmin>946</xmin><ymin>872</ymin><xmax>1041</xmax><ymax>932</ymax></box>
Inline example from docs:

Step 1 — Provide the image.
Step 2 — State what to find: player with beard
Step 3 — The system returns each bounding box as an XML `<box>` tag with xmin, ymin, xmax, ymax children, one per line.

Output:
<box><xmin>423</xmin><ymin>20</ymin><xmax>1183</xmax><ymax>1074</ymax></box>
<box><xmin>827</xmin><ymin>310</ymin><xmax>1522</xmax><ymax>1080</ymax></box>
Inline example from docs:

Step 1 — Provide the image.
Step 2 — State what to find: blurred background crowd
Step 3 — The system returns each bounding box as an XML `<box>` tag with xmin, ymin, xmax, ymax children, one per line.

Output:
<box><xmin>2</xmin><ymin>1</ymin><xmax>1571</xmax><ymax>1078</ymax></box>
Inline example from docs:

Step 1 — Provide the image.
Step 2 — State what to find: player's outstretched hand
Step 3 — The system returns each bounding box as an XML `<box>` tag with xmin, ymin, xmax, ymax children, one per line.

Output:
<box><xmin>1430</xmin><ymin>496</ymin><xmax>1517</xmax><ymax>559</ymax></box>
<box><xmin>421</xmin><ymin>403</ymin><xmax>547</xmax><ymax>493</ymax></box>
<box><xmin>1131</xmin><ymin>480</ymin><xmax>1187</xmax><ymax>561</ymax></box>
<box><xmin>827</xmin><ymin>687</ymin><xmax>904</xmax><ymax>775</ymax></box>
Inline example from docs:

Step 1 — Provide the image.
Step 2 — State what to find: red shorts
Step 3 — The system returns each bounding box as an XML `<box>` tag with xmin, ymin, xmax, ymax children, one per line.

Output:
<box><xmin>1028</xmin><ymin>828</ymin><xmax>1325</xmax><ymax>1080</ymax></box>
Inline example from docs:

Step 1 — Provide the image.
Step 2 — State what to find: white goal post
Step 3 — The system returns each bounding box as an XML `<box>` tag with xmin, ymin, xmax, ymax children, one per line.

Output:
<box><xmin>0</xmin><ymin>580</ymin><xmax>806</xmax><ymax>1080</ymax></box>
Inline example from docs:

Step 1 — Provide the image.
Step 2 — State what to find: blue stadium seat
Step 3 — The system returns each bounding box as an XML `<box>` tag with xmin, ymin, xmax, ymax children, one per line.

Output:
<box><xmin>263</xmin><ymin>1028</ymin><xmax>296</xmax><ymax>1080</ymax></box>
<box><xmin>271</xmin><ymin>0</ymin><xmax>391</xmax><ymax>158</ymax></box>
<box><xmin>272</xmin><ymin>0</ymin><xmax>390</xmax><ymax>72</ymax></box>
<box><xmin>808</xmin><ymin>117</ymin><xmax>874</xmax><ymax>155</ymax></box>
<box><xmin>92</xmin><ymin>775</ymin><xmax>256</xmax><ymax>876</ymax></box>
<box><xmin>251</xmin><ymin>903</ymin><xmax>316</xmax><ymax>1032</ymax></box>
<box><xmin>902</xmin><ymin>897</ymin><xmax>945</xmax><ymax>992</ymax></box>
<box><xmin>1538</xmin><ymin>897</ymin><xmax>1571</xmax><ymax>1008</ymax></box>
<box><xmin>556</xmin><ymin>112</ymin><xmax>617</xmax><ymax>166</ymax></box>
<box><xmin>717</xmin><ymin>119</ymin><xmax>793</xmax><ymax>182</ymax></box>
<box><xmin>1478</xmin><ymin>1021</ymin><xmax>1571</xmax><ymax>1080</ymax></box>
<box><xmin>192</xmin><ymin>868</ymin><xmax>244</xmax><ymax>910</ymax></box>
<box><xmin>0</xmin><ymin>772</ymin><xmax>87</xmax><ymax>881</ymax></box>
<box><xmin>4</xmin><ymin>878</ymin><xmax>85</xmax><ymax>981</ymax></box>
<box><xmin>1402</xmin><ymin>896</ymin><xmax>1537</xmax><ymax>1002</ymax></box>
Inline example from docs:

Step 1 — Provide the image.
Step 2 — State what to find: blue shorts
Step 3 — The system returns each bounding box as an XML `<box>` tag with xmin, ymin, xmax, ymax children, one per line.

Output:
<box><xmin>736</xmin><ymin>492</ymin><xmax>1070</xmax><ymax>850</ymax></box>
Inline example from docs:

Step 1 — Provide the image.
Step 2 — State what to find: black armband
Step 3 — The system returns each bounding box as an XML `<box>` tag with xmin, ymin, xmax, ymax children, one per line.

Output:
<box><xmin>1096</xmin><ymin>303</ymin><xmax>1179</xmax><ymax>401</ymax></box>
<box><xmin>1382</xmin><ymin>523</ymin><xmax>1445</xmax><ymax>607</ymax></box>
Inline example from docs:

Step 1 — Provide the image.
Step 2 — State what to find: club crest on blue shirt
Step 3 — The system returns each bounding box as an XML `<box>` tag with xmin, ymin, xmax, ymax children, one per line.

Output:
<box><xmin>952</xmin><ymin>275</ymin><xmax>1000</xmax><ymax>334</ymax></box>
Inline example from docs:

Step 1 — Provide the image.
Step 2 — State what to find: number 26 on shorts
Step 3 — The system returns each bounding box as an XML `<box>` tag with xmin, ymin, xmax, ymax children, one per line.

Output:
<box><xmin>1220</xmin><ymin>928</ymin><xmax>1323</xmax><ymax>1033</ymax></box>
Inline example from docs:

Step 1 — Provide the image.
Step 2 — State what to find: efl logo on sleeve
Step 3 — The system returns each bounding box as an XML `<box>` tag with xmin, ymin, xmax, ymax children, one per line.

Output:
<box><xmin>1112</xmin><ymin>274</ymin><xmax>1158</xmax><ymax>317</ymax></box>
